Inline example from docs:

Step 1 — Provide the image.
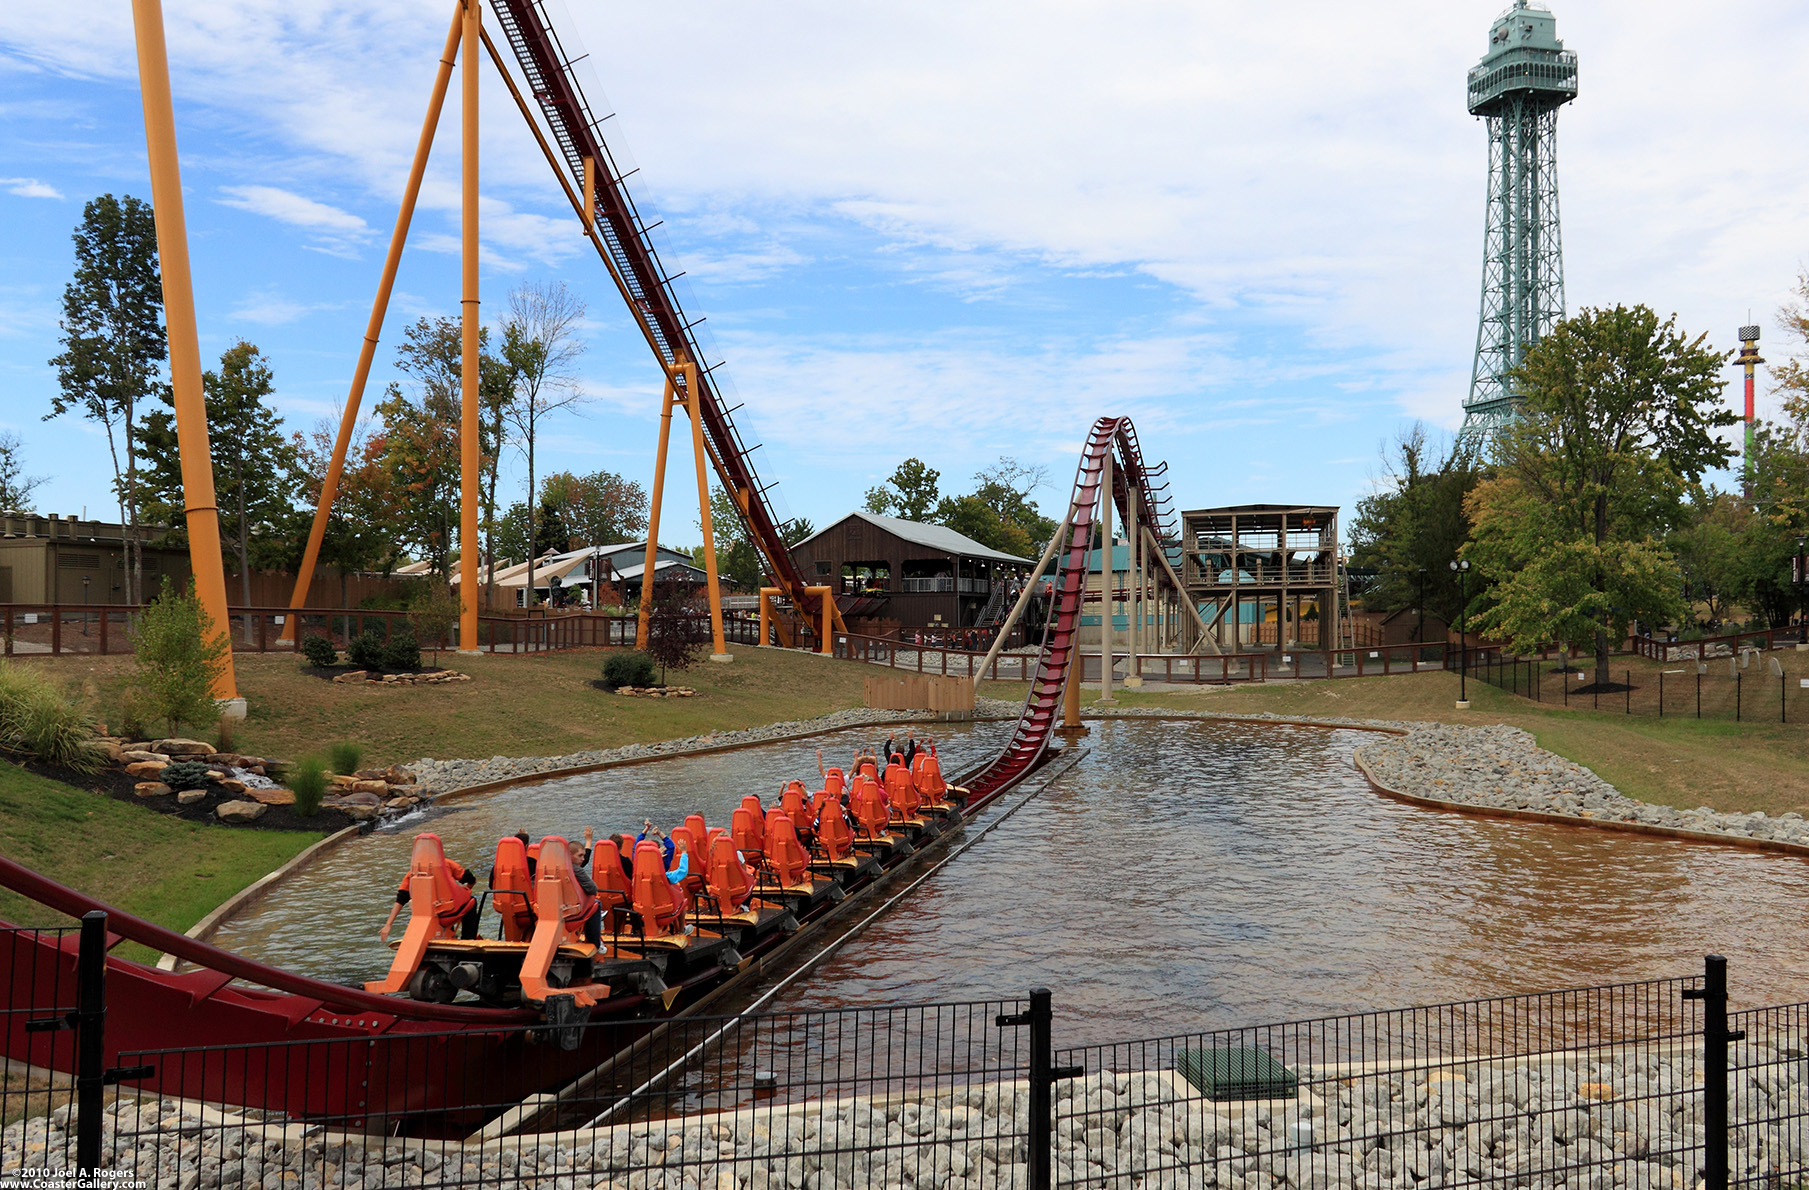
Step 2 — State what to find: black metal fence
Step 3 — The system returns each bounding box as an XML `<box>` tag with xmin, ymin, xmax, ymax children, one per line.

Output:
<box><xmin>3</xmin><ymin>917</ymin><xmax>1803</xmax><ymax>1190</ymax></box>
<box><xmin>1466</xmin><ymin>646</ymin><xmax>1809</xmax><ymax>723</ymax></box>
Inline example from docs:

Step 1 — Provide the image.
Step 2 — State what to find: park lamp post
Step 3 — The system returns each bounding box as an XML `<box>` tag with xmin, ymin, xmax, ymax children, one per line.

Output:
<box><xmin>1450</xmin><ymin>559</ymin><xmax>1471</xmax><ymax>708</ymax></box>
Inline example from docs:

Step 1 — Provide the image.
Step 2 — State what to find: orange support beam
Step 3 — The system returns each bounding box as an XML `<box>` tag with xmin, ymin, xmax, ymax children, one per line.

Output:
<box><xmin>282</xmin><ymin>5</ymin><xmax>464</xmax><ymax>641</ymax></box>
<box><xmin>129</xmin><ymin>0</ymin><xmax>239</xmax><ymax>710</ymax></box>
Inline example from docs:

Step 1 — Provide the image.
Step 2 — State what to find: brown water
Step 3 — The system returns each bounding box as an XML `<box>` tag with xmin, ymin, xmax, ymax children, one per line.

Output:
<box><xmin>212</xmin><ymin>718</ymin><xmax>1809</xmax><ymax>1033</ymax></box>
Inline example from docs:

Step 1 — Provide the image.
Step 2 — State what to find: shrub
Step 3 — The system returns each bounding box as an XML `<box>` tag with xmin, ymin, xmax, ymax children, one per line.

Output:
<box><xmin>601</xmin><ymin>650</ymin><xmax>657</xmax><ymax>689</ymax></box>
<box><xmin>0</xmin><ymin>661</ymin><xmax>106</xmax><ymax>773</ymax></box>
<box><xmin>117</xmin><ymin>695</ymin><xmax>147</xmax><ymax>743</ymax></box>
<box><xmin>381</xmin><ymin>625</ymin><xmax>421</xmax><ymax>672</ymax></box>
<box><xmin>290</xmin><ymin>755</ymin><xmax>328</xmax><ymax>818</ymax></box>
<box><xmin>346</xmin><ymin>629</ymin><xmax>386</xmax><ymax>671</ymax></box>
<box><xmin>161</xmin><ymin>759</ymin><xmax>214</xmax><ymax>792</ymax></box>
<box><xmin>328</xmin><ymin>741</ymin><xmax>363</xmax><ymax>776</ymax></box>
<box><xmin>132</xmin><ymin>577</ymin><xmax>232</xmax><ymax>736</ymax></box>
<box><xmin>300</xmin><ymin>634</ymin><xmax>337</xmax><ymax>668</ymax></box>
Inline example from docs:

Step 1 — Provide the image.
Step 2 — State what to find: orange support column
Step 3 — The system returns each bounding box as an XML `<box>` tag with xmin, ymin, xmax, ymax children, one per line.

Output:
<box><xmin>680</xmin><ymin>362</ymin><xmax>730</xmax><ymax>662</ymax></box>
<box><xmin>129</xmin><ymin>0</ymin><xmax>240</xmax><ymax>712</ymax></box>
<box><xmin>456</xmin><ymin>0</ymin><xmax>481</xmax><ymax>653</ymax></box>
<box><xmin>636</xmin><ymin>377</ymin><xmax>679</xmax><ymax>649</ymax></box>
<box><xmin>758</xmin><ymin>587</ymin><xmax>779</xmax><ymax>648</ymax></box>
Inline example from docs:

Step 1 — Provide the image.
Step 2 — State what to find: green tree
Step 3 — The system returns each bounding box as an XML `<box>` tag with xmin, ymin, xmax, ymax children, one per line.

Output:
<box><xmin>933</xmin><ymin>457</ymin><xmax>1056</xmax><ymax>558</ymax></box>
<box><xmin>864</xmin><ymin>458</ymin><xmax>941</xmax><ymax>521</ymax></box>
<box><xmin>291</xmin><ymin>420</ymin><xmax>398</xmax><ymax>603</ymax></box>
<box><xmin>1668</xmin><ymin>490</ymin><xmax>1747</xmax><ymax>626</ymax></box>
<box><xmin>47</xmin><ymin>194</ymin><xmax>164</xmax><ymax>603</ymax></box>
<box><xmin>1467</xmin><ymin>305</ymin><xmax>1735</xmax><ymax>685</ymax></box>
<box><xmin>139</xmin><ymin>340</ymin><xmax>299</xmax><ymax>603</ymax></box>
<box><xmin>0</xmin><ymin>432</ymin><xmax>45</xmax><ymax>512</ymax></box>
<box><xmin>543</xmin><ymin>469</ymin><xmax>648</xmax><ymax>604</ymax></box>
<box><xmin>132</xmin><ymin>577</ymin><xmax>230</xmax><ymax>736</ymax></box>
<box><xmin>376</xmin><ymin>318</ymin><xmax>505</xmax><ymax>577</ymax></box>
<box><xmin>1348</xmin><ymin>424</ymin><xmax>1478</xmax><ymax>636</ymax></box>
<box><xmin>499</xmin><ymin>281</ymin><xmax>588</xmax><ymax>606</ymax></box>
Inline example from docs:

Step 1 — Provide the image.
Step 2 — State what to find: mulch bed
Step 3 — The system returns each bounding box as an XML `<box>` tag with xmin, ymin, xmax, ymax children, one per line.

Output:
<box><xmin>301</xmin><ymin>664</ymin><xmax>452</xmax><ymax>682</ymax></box>
<box><xmin>16</xmin><ymin>756</ymin><xmax>363</xmax><ymax>834</ymax></box>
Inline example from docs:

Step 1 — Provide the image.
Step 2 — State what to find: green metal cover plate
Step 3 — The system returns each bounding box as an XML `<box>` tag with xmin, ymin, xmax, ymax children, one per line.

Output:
<box><xmin>1175</xmin><ymin>1046</ymin><xmax>1299</xmax><ymax>1101</ymax></box>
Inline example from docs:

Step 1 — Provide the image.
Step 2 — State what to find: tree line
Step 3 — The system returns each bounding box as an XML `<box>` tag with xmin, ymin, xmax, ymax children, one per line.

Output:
<box><xmin>862</xmin><ymin>456</ymin><xmax>1061</xmax><ymax>560</ymax></box>
<box><xmin>31</xmin><ymin>193</ymin><xmax>650</xmax><ymax>607</ymax></box>
<box><xmin>1352</xmin><ymin>290</ymin><xmax>1809</xmax><ymax>688</ymax></box>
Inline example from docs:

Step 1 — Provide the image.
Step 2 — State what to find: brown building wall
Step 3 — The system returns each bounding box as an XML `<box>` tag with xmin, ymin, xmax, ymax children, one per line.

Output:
<box><xmin>789</xmin><ymin>516</ymin><xmax>1014</xmax><ymax>633</ymax></box>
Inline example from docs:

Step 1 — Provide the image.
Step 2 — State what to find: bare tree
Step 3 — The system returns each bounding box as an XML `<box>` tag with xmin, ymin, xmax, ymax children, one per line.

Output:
<box><xmin>500</xmin><ymin>282</ymin><xmax>588</xmax><ymax>606</ymax></box>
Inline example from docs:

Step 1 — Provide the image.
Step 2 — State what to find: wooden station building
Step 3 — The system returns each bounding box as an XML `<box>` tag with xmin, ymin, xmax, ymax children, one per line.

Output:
<box><xmin>788</xmin><ymin>511</ymin><xmax>1032</xmax><ymax>637</ymax></box>
<box><xmin>1179</xmin><ymin>503</ymin><xmax>1341</xmax><ymax>651</ymax></box>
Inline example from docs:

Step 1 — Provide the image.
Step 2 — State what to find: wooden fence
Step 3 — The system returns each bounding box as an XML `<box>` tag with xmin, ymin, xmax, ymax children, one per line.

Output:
<box><xmin>0</xmin><ymin>604</ymin><xmax>759</xmax><ymax>658</ymax></box>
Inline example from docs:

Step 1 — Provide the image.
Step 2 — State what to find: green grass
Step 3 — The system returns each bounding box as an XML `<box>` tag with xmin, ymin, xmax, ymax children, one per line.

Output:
<box><xmin>1091</xmin><ymin>669</ymin><xmax>1809</xmax><ymax>818</ymax></box>
<box><xmin>42</xmin><ymin>647</ymin><xmax>1032</xmax><ymax>768</ymax></box>
<box><xmin>0</xmin><ymin>761</ymin><xmax>323</xmax><ymax>950</ymax></box>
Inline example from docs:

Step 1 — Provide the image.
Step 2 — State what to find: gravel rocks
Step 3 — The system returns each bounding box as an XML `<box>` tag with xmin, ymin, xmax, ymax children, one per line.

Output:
<box><xmin>406</xmin><ymin>702</ymin><xmax>1021</xmax><ymax>796</ymax></box>
<box><xmin>1082</xmin><ymin>706</ymin><xmax>1809</xmax><ymax>852</ymax></box>
<box><xmin>13</xmin><ymin>1039</ymin><xmax>1805</xmax><ymax>1189</ymax></box>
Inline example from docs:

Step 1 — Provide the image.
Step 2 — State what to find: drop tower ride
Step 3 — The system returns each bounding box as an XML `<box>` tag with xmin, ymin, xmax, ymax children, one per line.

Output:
<box><xmin>1459</xmin><ymin>0</ymin><xmax>1578</xmax><ymax>446</ymax></box>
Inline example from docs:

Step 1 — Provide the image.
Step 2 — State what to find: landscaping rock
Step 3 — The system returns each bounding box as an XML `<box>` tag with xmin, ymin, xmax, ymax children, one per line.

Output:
<box><xmin>382</xmin><ymin>765</ymin><xmax>416</xmax><ymax>785</ymax></box>
<box><xmin>349</xmin><ymin>779</ymin><xmax>389</xmax><ymax>796</ymax></box>
<box><xmin>333</xmin><ymin>670</ymin><xmax>369</xmax><ymax>684</ymax></box>
<box><xmin>176</xmin><ymin>790</ymin><xmax>206</xmax><ymax>806</ymax></box>
<box><xmin>133</xmin><ymin>782</ymin><xmax>172</xmax><ymax>798</ymax></box>
<box><xmin>215</xmin><ymin>800</ymin><xmax>267</xmax><ymax>823</ymax></box>
<box><xmin>124</xmin><ymin>760</ymin><xmax>169</xmax><ymax>777</ymax></box>
<box><xmin>384</xmin><ymin>797</ymin><xmax>412</xmax><ymax>810</ymax></box>
<box><xmin>247</xmin><ymin>787</ymin><xmax>296</xmax><ymax>806</ymax></box>
<box><xmin>217</xmin><ymin>778</ymin><xmax>248</xmax><ymax>794</ymax></box>
<box><xmin>345</xmin><ymin>805</ymin><xmax>381</xmax><ymax>822</ymax></box>
<box><xmin>120</xmin><ymin>750</ymin><xmax>161</xmax><ymax>764</ymax></box>
<box><xmin>339</xmin><ymin>791</ymin><xmax>383</xmax><ymax>807</ymax></box>
<box><xmin>152</xmin><ymin>738</ymin><xmax>213</xmax><ymax>756</ymax></box>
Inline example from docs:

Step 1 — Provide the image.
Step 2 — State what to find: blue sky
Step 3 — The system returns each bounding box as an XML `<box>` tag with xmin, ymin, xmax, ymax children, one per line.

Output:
<box><xmin>4</xmin><ymin>0</ymin><xmax>1808</xmax><ymax>546</ymax></box>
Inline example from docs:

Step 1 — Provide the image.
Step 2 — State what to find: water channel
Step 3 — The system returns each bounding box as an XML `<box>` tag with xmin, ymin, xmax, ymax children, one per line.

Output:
<box><xmin>212</xmin><ymin>718</ymin><xmax>1809</xmax><ymax>1039</ymax></box>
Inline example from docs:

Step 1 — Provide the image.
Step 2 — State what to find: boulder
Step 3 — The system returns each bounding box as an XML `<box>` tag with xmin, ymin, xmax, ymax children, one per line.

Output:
<box><xmin>247</xmin><ymin>787</ymin><xmax>295</xmax><ymax>806</ymax></box>
<box><xmin>329</xmin><ymin>774</ymin><xmax>358</xmax><ymax>788</ymax></box>
<box><xmin>345</xmin><ymin>805</ymin><xmax>381</xmax><ymax>822</ymax></box>
<box><xmin>133</xmin><ymin>782</ymin><xmax>172</xmax><ymax>798</ymax></box>
<box><xmin>176</xmin><ymin>790</ymin><xmax>206</xmax><ymax>806</ymax></box>
<box><xmin>215</xmin><ymin>800</ymin><xmax>267</xmax><ymax>824</ymax></box>
<box><xmin>382</xmin><ymin>766</ymin><xmax>416</xmax><ymax>786</ymax></box>
<box><xmin>354</xmin><ymin>768</ymin><xmax>388</xmax><ymax>781</ymax></box>
<box><xmin>152</xmin><ymin>738</ymin><xmax>213</xmax><ymax>756</ymax></box>
<box><xmin>340</xmin><ymin>791</ymin><xmax>383</xmax><ymax>807</ymax></box>
<box><xmin>121</xmin><ymin>751</ymin><xmax>163</xmax><ymax>765</ymax></box>
<box><xmin>217</xmin><ymin>778</ymin><xmax>248</xmax><ymax>794</ymax></box>
<box><xmin>100</xmin><ymin>740</ymin><xmax>124</xmax><ymax>763</ymax></box>
<box><xmin>384</xmin><ymin>797</ymin><xmax>413</xmax><ymax>810</ymax></box>
<box><xmin>204</xmin><ymin>770</ymin><xmax>226</xmax><ymax>781</ymax></box>
<box><xmin>333</xmin><ymin>670</ymin><xmax>368</xmax><ymax>684</ymax></box>
<box><xmin>349</xmin><ymin>779</ymin><xmax>389</xmax><ymax>796</ymax></box>
<box><xmin>125</xmin><ymin>760</ymin><xmax>169</xmax><ymax>777</ymax></box>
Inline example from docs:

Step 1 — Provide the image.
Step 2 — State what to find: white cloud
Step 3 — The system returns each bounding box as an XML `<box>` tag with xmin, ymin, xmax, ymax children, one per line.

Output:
<box><xmin>227</xmin><ymin>288</ymin><xmax>336</xmax><ymax>327</ymax></box>
<box><xmin>218</xmin><ymin>184</ymin><xmax>366</xmax><ymax>234</ymax></box>
<box><xmin>2</xmin><ymin>177</ymin><xmax>62</xmax><ymax>199</ymax></box>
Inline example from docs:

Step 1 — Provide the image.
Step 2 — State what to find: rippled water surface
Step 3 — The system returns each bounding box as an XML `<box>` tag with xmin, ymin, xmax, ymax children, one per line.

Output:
<box><xmin>215</xmin><ymin>718</ymin><xmax>1809</xmax><ymax>1036</ymax></box>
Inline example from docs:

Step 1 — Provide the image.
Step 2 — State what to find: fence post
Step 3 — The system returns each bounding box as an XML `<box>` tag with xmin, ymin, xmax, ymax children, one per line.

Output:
<box><xmin>1685</xmin><ymin>954</ymin><xmax>1743</xmax><ymax>1190</ymax></box>
<box><xmin>998</xmin><ymin>988</ymin><xmax>1081</xmax><ymax>1190</ymax></box>
<box><xmin>74</xmin><ymin>909</ymin><xmax>107</xmax><ymax>1175</ymax></box>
